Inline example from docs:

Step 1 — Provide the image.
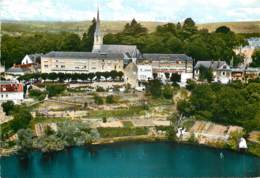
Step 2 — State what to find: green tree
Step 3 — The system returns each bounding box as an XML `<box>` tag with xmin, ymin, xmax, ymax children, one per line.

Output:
<box><xmin>46</xmin><ymin>84</ymin><xmax>66</xmax><ymax>97</ymax></box>
<box><xmin>162</xmin><ymin>84</ymin><xmax>174</xmax><ymax>99</ymax></box>
<box><xmin>94</xmin><ymin>95</ymin><xmax>104</xmax><ymax>105</ymax></box>
<box><xmin>122</xmin><ymin>19</ymin><xmax>148</xmax><ymax>36</ymax></box>
<box><xmin>147</xmin><ymin>79</ymin><xmax>162</xmax><ymax>98</ymax></box>
<box><xmin>106</xmin><ymin>95</ymin><xmax>115</xmax><ymax>104</ymax></box>
<box><xmin>250</xmin><ymin>49</ymin><xmax>260</xmax><ymax>67</ymax></box>
<box><xmin>17</xmin><ymin>129</ymin><xmax>34</xmax><ymax>153</ymax></box>
<box><xmin>215</xmin><ymin>26</ymin><xmax>231</xmax><ymax>33</ymax></box>
<box><xmin>170</xmin><ymin>73</ymin><xmax>181</xmax><ymax>83</ymax></box>
<box><xmin>1</xmin><ymin>101</ymin><xmax>15</xmax><ymax>115</ymax></box>
<box><xmin>198</xmin><ymin>66</ymin><xmax>213</xmax><ymax>82</ymax></box>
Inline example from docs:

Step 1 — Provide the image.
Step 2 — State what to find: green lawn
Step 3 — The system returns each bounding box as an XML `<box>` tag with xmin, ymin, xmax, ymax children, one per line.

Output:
<box><xmin>97</xmin><ymin>127</ymin><xmax>148</xmax><ymax>138</ymax></box>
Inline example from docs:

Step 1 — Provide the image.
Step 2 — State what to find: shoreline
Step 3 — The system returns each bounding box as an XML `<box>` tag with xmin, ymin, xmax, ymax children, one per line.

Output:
<box><xmin>1</xmin><ymin>135</ymin><xmax>259</xmax><ymax>158</ymax></box>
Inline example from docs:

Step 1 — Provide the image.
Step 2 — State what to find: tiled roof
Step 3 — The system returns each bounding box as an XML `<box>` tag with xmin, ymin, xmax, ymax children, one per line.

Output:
<box><xmin>93</xmin><ymin>45</ymin><xmax>141</xmax><ymax>58</ymax></box>
<box><xmin>0</xmin><ymin>82</ymin><xmax>23</xmax><ymax>93</ymax></box>
<box><xmin>43</xmin><ymin>51</ymin><xmax>124</xmax><ymax>59</ymax></box>
<box><xmin>143</xmin><ymin>53</ymin><xmax>193</xmax><ymax>61</ymax></box>
<box><xmin>195</xmin><ymin>61</ymin><xmax>227</xmax><ymax>70</ymax></box>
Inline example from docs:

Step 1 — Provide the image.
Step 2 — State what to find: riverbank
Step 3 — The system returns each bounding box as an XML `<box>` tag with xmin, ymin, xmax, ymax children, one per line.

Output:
<box><xmin>1</xmin><ymin>134</ymin><xmax>259</xmax><ymax>158</ymax></box>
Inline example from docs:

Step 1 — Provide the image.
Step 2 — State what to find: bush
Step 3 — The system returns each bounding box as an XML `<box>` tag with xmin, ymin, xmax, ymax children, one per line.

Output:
<box><xmin>162</xmin><ymin>84</ymin><xmax>174</xmax><ymax>99</ymax></box>
<box><xmin>96</xmin><ymin>86</ymin><xmax>105</xmax><ymax>92</ymax></box>
<box><xmin>46</xmin><ymin>84</ymin><xmax>66</xmax><ymax>97</ymax></box>
<box><xmin>29</xmin><ymin>89</ymin><xmax>47</xmax><ymax>101</ymax></box>
<box><xmin>106</xmin><ymin>95</ymin><xmax>115</xmax><ymax>104</ymax></box>
<box><xmin>1</xmin><ymin>101</ymin><xmax>14</xmax><ymax>115</ymax></box>
<box><xmin>94</xmin><ymin>95</ymin><xmax>104</xmax><ymax>105</ymax></box>
<box><xmin>97</xmin><ymin>127</ymin><xmax>148</xmax><ymax>138</ymax></box>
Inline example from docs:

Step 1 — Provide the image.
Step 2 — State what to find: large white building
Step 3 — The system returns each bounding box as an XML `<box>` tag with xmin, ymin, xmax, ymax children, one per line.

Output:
<box><xmin>41</xmin><ymin>52</ymin><xmax>124</xmax><ymax>73</ymax></box>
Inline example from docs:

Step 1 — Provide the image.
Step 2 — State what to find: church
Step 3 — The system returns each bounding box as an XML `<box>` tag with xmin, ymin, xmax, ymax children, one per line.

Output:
<box><xmin>41</xmin><ymin>9</ymin><xmax>193</xmax><ymax>84</ymax></box>
<box><xmin>41</xmin><ymin>9</ymin><xmax>140</xmax><ymax>74</ymax></box>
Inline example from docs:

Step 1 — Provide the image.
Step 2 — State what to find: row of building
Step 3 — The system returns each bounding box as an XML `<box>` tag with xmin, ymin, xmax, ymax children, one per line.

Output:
<box><xmin>1</xmin><ymin>10</ymin><xmax>260</xmax><ymax>103</ymax></box>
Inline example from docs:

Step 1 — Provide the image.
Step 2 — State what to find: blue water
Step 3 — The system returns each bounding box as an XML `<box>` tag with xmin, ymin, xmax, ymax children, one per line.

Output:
<box><xmin>1</xmin><ymin>142</ymin><xmax>260</xmax><ymax>178</ymax></box>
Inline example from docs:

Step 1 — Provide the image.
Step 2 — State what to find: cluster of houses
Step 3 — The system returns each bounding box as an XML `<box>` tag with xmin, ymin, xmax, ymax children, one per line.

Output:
<box><xmin>1</xmin><ymin>10</ymin><xmax>260</xmax><ymax>103</ymax></box>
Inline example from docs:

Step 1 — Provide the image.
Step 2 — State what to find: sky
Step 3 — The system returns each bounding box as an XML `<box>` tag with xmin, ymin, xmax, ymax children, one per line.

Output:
<box><xmin>1</xmin><ymin>0</ymin><xmax>260</xmax><ymax>23</ymax></box>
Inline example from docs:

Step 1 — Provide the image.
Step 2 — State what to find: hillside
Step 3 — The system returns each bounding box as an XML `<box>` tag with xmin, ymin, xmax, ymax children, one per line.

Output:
<box><xmin>2</xmin><ymin>20</ymin><xmax>260</xmax><ymax>36</ymax></box>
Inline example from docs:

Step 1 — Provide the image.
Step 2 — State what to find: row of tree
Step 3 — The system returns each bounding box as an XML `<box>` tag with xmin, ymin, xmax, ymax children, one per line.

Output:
<box><xmin>18</xmin><ymin>70</ymin><xmax>124</xmax><ymax>82</ymax></box>
<box><xmin>1</xmin><ymin>19</ymin><xmax>97</xmax><ymax>68</ymax></box>
<box><xmin>1</xmin><ymin>17</ymin><xmax>252</xmax><ymax>69</ymax></box>
<box><xmin>104</xmin><ymin>18</ymin><xmax>248</xmax><ymax>66</ymax></box>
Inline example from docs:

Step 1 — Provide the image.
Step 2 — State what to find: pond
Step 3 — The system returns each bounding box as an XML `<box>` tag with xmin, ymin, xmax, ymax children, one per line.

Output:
<box><xmin>1</xmin><ymin>142</ymin><xmax>260</xmax><ymax>177</ymax></box>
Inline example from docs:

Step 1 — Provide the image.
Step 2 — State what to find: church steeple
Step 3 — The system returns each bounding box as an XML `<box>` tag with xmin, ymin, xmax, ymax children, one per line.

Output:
<box><xmin>92</xmin><ymin>7</ymin><xmax>103</xmax><ymax>52</ymax></box>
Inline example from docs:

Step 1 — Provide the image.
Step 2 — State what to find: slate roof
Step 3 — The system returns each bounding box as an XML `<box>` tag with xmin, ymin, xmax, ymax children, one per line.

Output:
<box><xmin>143</xmin><ymin>53</ymin><xmax>192</xmax><ymax>61</ymax></box>
<box><xmin>93</xmin><ymin>45</ymin><xmax>141</xmax><ymax>58</ymax></box>
<box><xmin>28</xmin><ymin>53</ymin><xmax>43</xmax><ymax>63</ymax></box>
<box><xmin>6</xmin><ymin>67</ymin><xmax>30</xmax><ymax>73</ymax></box>
<box><xmin>43</xmin><ymin>51</ymin><xmax>124</xmax><ymax>59</ymax></box>
<box><xmin>195</xmin><ymin>61</ymin><xmax>228</xmax><ymax>70</ymax></box>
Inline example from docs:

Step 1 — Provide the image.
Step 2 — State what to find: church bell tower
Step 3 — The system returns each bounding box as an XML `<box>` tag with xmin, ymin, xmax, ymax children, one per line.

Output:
<box><xmin>92</xmin><ymin>8</ymin><xmax>103</xmax><ymax>52</ymax></box>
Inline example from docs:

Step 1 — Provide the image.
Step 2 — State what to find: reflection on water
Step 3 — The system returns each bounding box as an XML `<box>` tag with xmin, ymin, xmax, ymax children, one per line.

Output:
<box><xmin>1</xmin><ymin>142</ymin><xmax>260</xmax><ymax>178</ymax></box>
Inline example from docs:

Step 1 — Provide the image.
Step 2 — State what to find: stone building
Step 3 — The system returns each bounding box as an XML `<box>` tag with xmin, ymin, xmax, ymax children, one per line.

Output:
<box><xmin>143</xmin><ymin>54</ymin><xmax>193</xmax><ymax>83</ymax></box>
<box><xmin>41</xmin><ymin>52</ymin><xmax>124</xmax><ymax>73</ymax></box>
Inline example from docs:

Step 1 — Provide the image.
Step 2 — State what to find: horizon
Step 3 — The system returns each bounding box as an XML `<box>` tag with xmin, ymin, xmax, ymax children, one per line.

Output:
<box><xmin>1</xmin><ymin>0</ymin><xmax>260</xmax><ymax>23</ymax></box>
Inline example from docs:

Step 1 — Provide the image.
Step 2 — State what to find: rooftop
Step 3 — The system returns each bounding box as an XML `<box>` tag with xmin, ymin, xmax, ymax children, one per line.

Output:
<box><xmin>43</xmin><ymin>51</ymin><xmax>124</xmax><ymax>59</ymax></box>
<box><xmin>195</xmin><ymin>61</ymin><xmax>228</xmax><ymax>70</ymax></box>
<box><xmin>93</xmin><ymin>44</ymin><xmax>141</xmax><ymax>58</ymax></box>
<box><xmin>143</xmin><ymin>53</ymin><xmax>193</xmax><ymax>61</ymax></box>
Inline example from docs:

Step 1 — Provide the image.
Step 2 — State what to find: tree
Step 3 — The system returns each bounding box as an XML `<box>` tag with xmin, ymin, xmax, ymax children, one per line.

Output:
<box><xmin>250</xmin><ymin>49</ymin><xmax>260</xmax><ymax>67</ymax></box>
<box><xmin>46</xmin><ymin>84</ymin><xmax>66</xmax><ymax>97</ymax></box>
<box><xmin>60</xmin><ymin>33</ymin><xmax>81</xmax><ymax>51</ymax></box>
<box><xmin>182</xmin><ymin>18</ymin><xmax>197</xmax><ymax>36</ymax></box>
<box><xmin>164</xmin><ymin>73</ymin><xmax>170</xmax><ymax>80</ymax></box>
<box><xmin>147</xmin><ymin>79</ymin><xmax>162</xmax><ymax>98</ymax></box>
<box><xmin>162</xmin><ymin>84</ymin><xmax>174</xmax><ymax>99</ymax></box>
<box><xmin>215</xmin><ymin>26</ymin><xmax>231</xmax><ymax>34</ymax></box>
<box><xmin>198</xmin><ymin>66</ymin><xmax>213</xmax><ymax>82</ymax></box>
<box><xmin>170</xmin><ymin>73</ymin><xmax>181</xmax><ymax>83</ymax></box>
<box><xmin>11</xmin><ymin>107</ymin><xmax>32</xmax><ymax>131</ymax></box>
<box><xmin>106</xmin><ymin>95</ymin><xmax>115</xmax><ymax>104</ymax></box>
<box><xmin>118</xmin><ymin>71</ymin><xmax>124</xmax><ymax>81</ymax></box>
<box><xmin>17</xmin><ymin>129</ymin><xmax>34</xmax><ymax>153</ymax></box>
<box><xmin>94</xmin><ymin>95</ymin><xmax>104</xmax><ymax>105</ymax></box>
<box><xmin>1</xmin><ymin>101</ymin><xmax>15</xmax><ymax>115</ymax></box>
<box><xmin>122</xmin><ymin>19</ymin><xmax>148</xmax><ymax>36</ymax></box>
<box><xmin>110</xmin><ymin>70</ymin><xmax>118</xmax><ymax>81</ymax></box>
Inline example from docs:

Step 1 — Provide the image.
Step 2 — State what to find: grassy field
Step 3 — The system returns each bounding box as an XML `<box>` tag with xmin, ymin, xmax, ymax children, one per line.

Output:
<box><xmin>2</xmin><ymin>20</ymin><xmax>260</xmax><ymax>36</ymax></box>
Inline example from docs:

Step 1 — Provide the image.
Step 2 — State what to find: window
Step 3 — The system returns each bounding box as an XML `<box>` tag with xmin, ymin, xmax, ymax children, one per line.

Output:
<box><xmin>1</xmin><ymin>94</ymin><xmax>3</xmax><ymax>98</ymax></box>
<box><xmin>61</xmin><ymin>65</ymin><xmax>65</xmax><ymax>68</ymax></box>
<box><xmin>44</xmin><ymin>65</ymin><xmax>48</xmax><ymax>68</ymax></box>
<box><xmin>56</xmin><ymin>65</ymin><xmax>59</xmax><ymax>68</ymax></box>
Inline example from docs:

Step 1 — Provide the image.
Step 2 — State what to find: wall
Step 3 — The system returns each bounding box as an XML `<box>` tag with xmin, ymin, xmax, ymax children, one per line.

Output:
<box><xmin>41</xmin><ymin>57</ymin><xmax>124</xmax><ymax>73</ymax></box>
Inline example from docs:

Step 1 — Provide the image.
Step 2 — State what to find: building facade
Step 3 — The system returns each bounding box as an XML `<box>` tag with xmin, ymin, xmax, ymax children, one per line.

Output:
<box><xmin>143</xmin><ymin>54</ymin><xmax>193</xmax><ymax>83</ymax></box>
<box><xmin>137</xmin><ymin>63</ymin><xmax>153</xmax><ymax>81</ymax></box>
<box><xmin>41</xmin><ymin>52</ymin><xmax>124</xmax><ymax>73</ymax></box>
<box><xmin>0</xmin><ymin>81</ymin><xmax>24</xmax><ymax>103</ymax></box>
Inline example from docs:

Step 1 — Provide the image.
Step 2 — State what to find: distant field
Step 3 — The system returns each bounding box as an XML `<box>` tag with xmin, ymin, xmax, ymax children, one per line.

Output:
<box><xmin>2</xmin><ymin>20</ymin><xmax>260</xmax><ymax>36</ymax></box>
<box><xmin>198</xmin><ymin>21</ymin><xmax>260</xmax><ymax>34</ymax></box>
